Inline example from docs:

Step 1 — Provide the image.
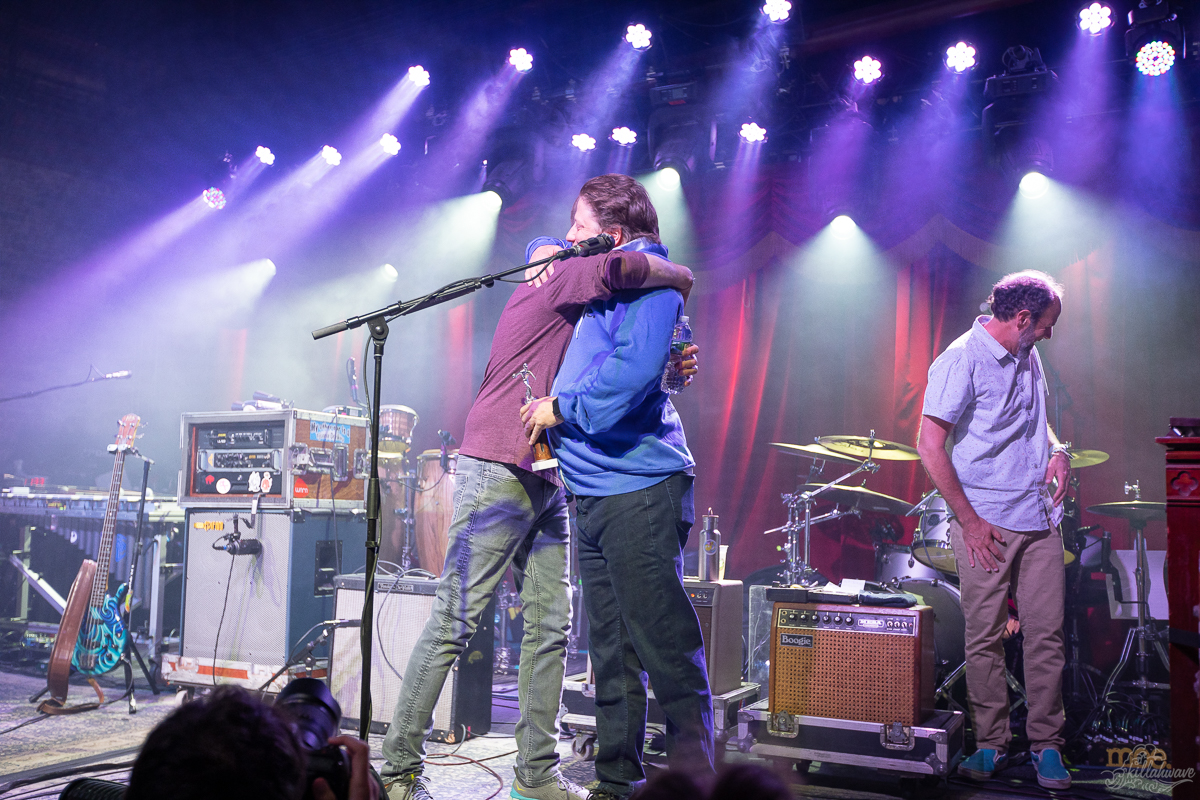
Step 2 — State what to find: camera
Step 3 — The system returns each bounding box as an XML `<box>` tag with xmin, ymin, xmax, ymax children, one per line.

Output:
<box><xmin>276</xmin><ymin>678</ymin><xmax>351</xmax><ymax>800</ymax></box>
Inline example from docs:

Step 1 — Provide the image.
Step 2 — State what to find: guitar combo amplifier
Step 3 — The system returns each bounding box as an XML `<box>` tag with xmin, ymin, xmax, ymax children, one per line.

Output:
<box><xmin>685</xmin><ymin>579</ymin><xmax>743</xmax><ymax>695</ymax></box>
<box><xmin>329</xmin><ymin>574</ymin><xmax>494</xmax><ymax>742</ymax></box>
<box><xmin>178</xmin><ymin>410</ymin><xmax>369</xmax><ymax>510</ymax></box>
<box><xmin>768</xmin><ymin>589</ymin><xmax>935</xmax><ymax>727</ymax></box>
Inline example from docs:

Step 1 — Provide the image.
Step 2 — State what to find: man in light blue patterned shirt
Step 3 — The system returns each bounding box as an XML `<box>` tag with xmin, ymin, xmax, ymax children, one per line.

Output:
<box><xmin>916</xmin><ymin>270</ymin><xmax>1073</xmax><ymax>791</ymax></box>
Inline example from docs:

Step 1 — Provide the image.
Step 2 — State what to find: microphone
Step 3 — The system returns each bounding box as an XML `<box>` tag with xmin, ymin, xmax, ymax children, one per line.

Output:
<box><xmin>323</xmin><ymin>619</ymin><xmax>361</xmax><ymax>629</ymax></box>
<box><xmin>224</xmin><ymin>538</ymin><xmax>263</xmax><ymax>556</ymax></box>
<box><xmin>558</xmin><ymin>233</ymin><xmax>615</xmax><ymax>259</ymax></box>
<box><xmin>438</xmin><ymin>430</ymin><xmax>456</xmax><ymax>473</ymax></box>
<box><xmin>347</xmin><ymin>357</ymin><xmax>362</xmax><ymax>405</ymax></box>
<box><xmin>102</xmin><ymin>370</ymin><xmax>131</xmax><ymax>380</ymax></box>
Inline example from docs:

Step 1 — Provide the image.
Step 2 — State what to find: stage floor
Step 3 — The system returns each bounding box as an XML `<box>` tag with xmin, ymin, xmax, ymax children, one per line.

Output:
<box><xmin>0</xmin><ymin>667</ymin><xmax>1154</xmax><ymax>800</ymax></box>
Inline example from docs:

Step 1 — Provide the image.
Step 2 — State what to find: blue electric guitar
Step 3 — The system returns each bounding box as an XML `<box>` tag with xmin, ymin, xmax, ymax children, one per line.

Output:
<box><xmin>41</xmin><ymin>414</ymin><xmax>138</xmax><ymax>712</ymax></box>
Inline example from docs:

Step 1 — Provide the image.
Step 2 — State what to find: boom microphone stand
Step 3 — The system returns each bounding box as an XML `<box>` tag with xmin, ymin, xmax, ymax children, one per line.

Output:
<box><xmin>312</xmin><ymin>235</ymin><xmax>614</xmax><ymax>738</ymax></box>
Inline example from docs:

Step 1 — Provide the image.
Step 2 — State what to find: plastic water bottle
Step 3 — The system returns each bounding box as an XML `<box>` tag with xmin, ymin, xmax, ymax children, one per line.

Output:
<box><xmin>660</xmin><ymin>315</ymin><xmax>692</xmax><ymax>394</ymax></box>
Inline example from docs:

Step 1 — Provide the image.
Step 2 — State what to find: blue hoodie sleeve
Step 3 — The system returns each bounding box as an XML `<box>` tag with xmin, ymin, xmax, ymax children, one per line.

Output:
<box><xmin>526</xmin><ymin>237</ymin><xmax>568</xmax><ymax>262</ymax></box>
<box><xmin>555</xmin><ymin>290</ymin><xmax>682</xmax><ymax>434</ymax></box>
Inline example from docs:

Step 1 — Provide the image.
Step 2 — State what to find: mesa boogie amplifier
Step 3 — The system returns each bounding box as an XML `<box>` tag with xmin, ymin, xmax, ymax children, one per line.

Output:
<box><xmin>179</xmin><ymin>410</ymin><xmax>369</xmax><ymax>510</ymax></box>
<box><xmin>769</xmin><ymin>599</ymin><xmax>935</xmax><ymax>727</ymax></box>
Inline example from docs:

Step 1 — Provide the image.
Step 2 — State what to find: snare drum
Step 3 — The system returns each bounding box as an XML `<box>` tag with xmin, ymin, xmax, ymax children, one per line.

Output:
<box><xmin>911</xmin><ymin>493</ymin><xmax>957</xmax><ymax>574</ymax></box>
<box><xmin>898</xmin><ymin>578</ymin><xmax>964</xmax><ymax>674</ymax></box>
<box><xmin>379</xmin><ymin>405</ymin><xmax>419</xmax><ymax>457</ymax></box>
<box><xmin>415</xmin><ymin>449</ymin><xmax>457</xmax><ymax>575</ymax></box>
<box><xmin>876</xmin><ymin>543</ymin><xmax>942</xmax><ymax>585</ymax></box>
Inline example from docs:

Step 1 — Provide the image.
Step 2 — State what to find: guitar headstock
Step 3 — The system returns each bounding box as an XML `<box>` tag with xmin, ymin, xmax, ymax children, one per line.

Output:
<box><xmin>115</xmin><ymin>413</ymin><xmax>141</xmax><ymax>451</ymax></box>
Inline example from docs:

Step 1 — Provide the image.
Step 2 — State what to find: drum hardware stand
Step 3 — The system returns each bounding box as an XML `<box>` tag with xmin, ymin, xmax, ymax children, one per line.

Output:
<box><xmin>936</xmin><ymin>662</ymin><xmax>1029</xmax><ymax>716</ymax></box>
<box><xmin>1097</xmin><ymin>482</ymin><xmax>1170</xmax><ymax>701</ymax></box>
<box><xmin>771</xmin><ymin>432</ymin><xmax>882</xmax><ymax>586</ymax></box>
<box><xmin>1060</xmin><ymin>493</ymin><xmax>1103</xmax><ymax>712</ymax></box>
<box><xmin>313</xmin><ymin>242</ymin><xmax>603</xmax><ymax>737</ymax></box>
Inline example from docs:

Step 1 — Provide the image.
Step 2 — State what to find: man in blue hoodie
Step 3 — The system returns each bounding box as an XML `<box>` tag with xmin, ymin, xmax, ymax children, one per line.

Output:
<box><xmin>521</xmin><ymin>174</ymin><xmax>713</xmax><ymax>800</ymax></box>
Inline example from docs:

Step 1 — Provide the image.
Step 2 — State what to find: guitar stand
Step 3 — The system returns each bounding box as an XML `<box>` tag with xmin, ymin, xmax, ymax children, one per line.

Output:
<box><xmin>118</xmin><ymin>455</ymin><xmax>162</xmax><ymax>713</ymax></box>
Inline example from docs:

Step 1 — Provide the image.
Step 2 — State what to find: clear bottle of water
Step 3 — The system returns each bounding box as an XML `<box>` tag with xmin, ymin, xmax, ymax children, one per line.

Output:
<box><xmin>660</xmin><ymin>315</ymin><xmax>692</xmax><ymax>394</ymax></box>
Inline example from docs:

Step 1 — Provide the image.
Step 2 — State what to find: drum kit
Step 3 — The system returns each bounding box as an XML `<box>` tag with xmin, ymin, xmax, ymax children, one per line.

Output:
<box><xmin>765</xmin><ymin>431</ymin><xmax>1169</xmax><ymax>736</ymax></box>
<box><xmin>375</xmin><ymin>404</ymin><xmax>457</xmax><ymax>575</ymax></box>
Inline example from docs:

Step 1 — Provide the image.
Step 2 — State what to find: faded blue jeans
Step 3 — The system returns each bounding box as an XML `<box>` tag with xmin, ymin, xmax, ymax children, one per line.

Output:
<box><xmin>381</xmin><ymin>455</ymin><xmax>571</xmax><ymax>788</ymax></box>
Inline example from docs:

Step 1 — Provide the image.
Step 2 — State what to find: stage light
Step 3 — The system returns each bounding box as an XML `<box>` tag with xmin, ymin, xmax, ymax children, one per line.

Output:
<box><xmin>853</xmin><ymin>56</ymin><xmax>883</xmax><ymax>84</ymax></box>
<box><xmin>571</xmin><ymin>133</ymin><xmax>597</xmax><ymax>152</ymax></box>
<box><xmin>321</xmin><ymin>146</ymin><xmax>342</xmax><ymax>166</ymax></box>
<box><xmin>830</xmin><ymin>215</ymin><xmax>856</xmax><ymax>239</ymax></box>
<box><xmin>656</xmin><ymin>167</ymin><xmax>681</xmax><ymax>191</ymax></box>
<box><xmin>379</xmin><ymin>133</ymin><xmax>401</xmax><ymax>155</ymax></box>
<box><xmin>1079</xmin><ymin>3</ymin><xmax>1113</xmax><ymax>35</ymax></box>
<box><xmin>945</xmin><ymin>42</ymin><xmax>977</xmax><ymax>72</ymax></box>
<box><xmin>626</xmin><ymin>24</ymin><xmax>652</xmax><ymax>51</ymax></box>
<box><xmin>739</xmin><ymin>122</ymin><xmax>768</xmax><ymax>143</ymax></box>
<box><xmin>408</xmin><ymin>65</ymin><xmax>431</xmax><ymax>87</ymax></box>
<box><xmin>1135</xmin><ymin>40</ymin><xmax>1177</xmax><ymax>75</ymax></box>
<box><xmin>1019</xmin><ymin>171</ymin><xmax>1049</xmax><ymax>198</ymax></box>
<box><xmin>762</xmin><ymin>0</ymin><xmax>792</xmax><ymax>23</ymax></box>
<box><xmin>382</xmin><ymin>263</ymin><xmax>398</xmax><ymax>280</ymax></box>
<box><xmin>202</xmin><ymin>187</ymin><xmax>227</xmax><ymax>209</ymax></box>
<box><xmin>1125</xmin><ymin>3</ymin><xmax>1186</xmax><ymax>76</ymax></box>
<box><xmin>482</xmin><ymin>158</ymin><xmax>531</xmax><ymax>208</ymax></box>
<box><xmin>509</xmin><ymin>48</ymin><xmax>533</xmax><ymax>72</ymax></box>
<box><xmin>611</xmin><ymin>127</ymin><xmax>637</xmax><ymax>146</ymax></box>
<box><xmin>481</xmin><ymin>190</ymin><xmax>503</xmax><ymax>211</ymax></box>
<box><xmin>255</xmin><ymin>146</ymin><xmax>276</xmax><ymax>166</ymax></box>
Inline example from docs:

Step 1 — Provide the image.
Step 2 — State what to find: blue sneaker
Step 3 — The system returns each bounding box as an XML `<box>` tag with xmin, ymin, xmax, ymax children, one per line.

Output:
<box><xmin>1031</xmin><ymin>748</ymin><xmax>1072</xmax><ymax>790</ymax></box>
<box><xmin>958</xmin><ymin>748</ymin><xmax>1007</xmax><ymax>781</ymax></box>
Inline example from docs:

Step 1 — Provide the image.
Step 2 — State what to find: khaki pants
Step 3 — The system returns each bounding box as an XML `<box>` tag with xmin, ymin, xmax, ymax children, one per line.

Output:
<box><xmin>950</xmin><ymin>519</ymin><xmax>1066</xmax><ymax>751</ymax></box>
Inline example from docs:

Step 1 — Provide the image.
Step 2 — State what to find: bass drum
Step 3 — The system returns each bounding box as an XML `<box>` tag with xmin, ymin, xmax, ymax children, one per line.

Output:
<box><xmin>876</xmin><ymin>543</ymin><xmax>942</xmax><ymax>585</ymax></box>
<box><xmin>415</xmin><ymin>449</ymin><xmax>457</xmax><ymax>576</ymax></box>
<box><xmin>898</xmin><ymin>578</ymin><xmax>964</xmax><ymax>676</ymax></box>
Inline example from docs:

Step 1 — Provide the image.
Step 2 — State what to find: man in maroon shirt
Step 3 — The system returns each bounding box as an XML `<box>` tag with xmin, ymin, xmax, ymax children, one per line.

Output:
<box><xmin>382</xmin><ymin>175</ymin><xmax>694</xmax><ymax>800</ymax></box>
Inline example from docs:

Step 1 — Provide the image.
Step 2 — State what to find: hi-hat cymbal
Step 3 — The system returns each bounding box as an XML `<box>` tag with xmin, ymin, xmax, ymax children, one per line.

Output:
<box><xmin>1087</xmin><ymin>501</ymin><xmax>1166</xmax><ymax>523</ymax></box>
<box><xmin>818</xmin><ymin>435</ymin><xmax>921</xmax><ymax>461</ymax></box>
<box><xmin>770</xmin><ymin>442</ymin><xmax>863</xmax><ymax>466</ymax></box>
<box><xmin>799</xmin><ymin>484</ymin><xmax>912</xmax><ymax>515</ymax></box>
<box><xmin>1067</xmin><ymin>449</ymin><xmax>1109</xmax><ymax>468</ymax></box>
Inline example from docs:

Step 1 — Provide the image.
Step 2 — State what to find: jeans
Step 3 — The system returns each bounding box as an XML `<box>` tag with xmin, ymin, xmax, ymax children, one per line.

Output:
<box><xmin>574</xmin><ymin>473</ymin><xmax>715</xmax><ymax>797</ymax></box>
<box><xmin>381</xmin><ymin>455</ymin><xmax>571</xmax><ymax>788</ymax></box>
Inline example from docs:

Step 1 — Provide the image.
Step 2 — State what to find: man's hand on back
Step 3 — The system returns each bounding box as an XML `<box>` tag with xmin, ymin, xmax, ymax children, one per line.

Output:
<box><xmin>525</xmin><ymin>245</ymin><xmax>561</xmax><ymax>286</ymax></box>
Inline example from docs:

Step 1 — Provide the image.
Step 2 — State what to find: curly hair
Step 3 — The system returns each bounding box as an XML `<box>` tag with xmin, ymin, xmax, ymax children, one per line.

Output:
<box><xmin>988</xmin><ymin>270</ymin><xmax>1064</xmax><ymax>322</ymax></box>
<box><xmin>127</xmin><ymin>686</ymin><xmax>305</xmax><ymax>800</ymax></box>
<box><xmin>574</xmin><ymin>174</ymin><xmax>661</xmax><ymax>245</ymax></box>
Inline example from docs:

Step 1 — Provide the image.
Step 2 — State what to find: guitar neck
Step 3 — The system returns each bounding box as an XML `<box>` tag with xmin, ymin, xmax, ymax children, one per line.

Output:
<box><xmin>89</xmin><ymin>450</ymin><xmax>127</xmax><ymax>607</ymax></box>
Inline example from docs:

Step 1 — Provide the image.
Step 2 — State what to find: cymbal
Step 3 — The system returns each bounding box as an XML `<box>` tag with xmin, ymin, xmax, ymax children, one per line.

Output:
<box><xmin>1067</xmin><ymin>449</ymin><xmax>1109</xmax><ymax>468</ymax></box>
<box><xmin>770</xmin><ymin>442</ymin><xmax>863</xmax><ymax>466</ymax></box>
<box><xmin>818</xmin><ymin>435</ymin><xmax>920</xmax><ymax>461</ymax></box>
<box><xmin>799</xmin><ymin>484</ymin><xmax>912</xmax><ymax>515</ymax></box>
<box><xmin>1087</xmin><ymin>501</ymin><xmax>1166</xmax><ymax>523</ymax></box>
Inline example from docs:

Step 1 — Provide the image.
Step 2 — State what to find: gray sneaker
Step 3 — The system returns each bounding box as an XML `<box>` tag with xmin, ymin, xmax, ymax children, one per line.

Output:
<box><xmin>386</xmin><ymin>773</ymin><xmax>434</xmax><ymax>800</ymax></box>
<box><xmin>511</xmin><ymin>774</ymin><xmax>589</xmax><ymax>800</ymax></box>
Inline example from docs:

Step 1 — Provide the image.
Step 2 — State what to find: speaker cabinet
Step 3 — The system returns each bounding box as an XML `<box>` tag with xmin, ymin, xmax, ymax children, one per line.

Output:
<box><xmin>684</xmin><ymin>579</ymin><xmax>743</xmax><ymax>695</ymax></box>
<box><xmin>180</xmin><ymin>509</ymin><xmax>366</xmax><ymax>681</ymax></box>
<box><xmin>330</xmin><ymin>575</ymin><xmax>494</xmax><ymax>742</ymax></box>
<box><xmin>769</xmin><ymin>602</ymin><xmax>935</xmax><ymax>725</ymax></box>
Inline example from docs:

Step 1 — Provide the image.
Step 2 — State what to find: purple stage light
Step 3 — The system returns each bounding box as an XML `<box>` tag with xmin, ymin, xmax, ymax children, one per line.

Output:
<box><xmin>611</xmin><ymin>127</ymin><xmax>637</xmax><ymax>146</ymax></box>
<box><xmin>572</xmin><ymin>133</ymin><xmax>597</xmax><ymax>152</ymax></box>
<box><xmin>509</xmin><ymin>48</ymin><xmax>533</xmax><ymax>72</ymax></box>
<box><xmin>761</xmin><ymin>0</ymin><xmax>792</xmax><ymax>23</ymax></box>
<box><xmin>945</xmin><ymin>42</ymin><xmax>977</xmax><ymax>72</ymax></box>
<box><xmin>740</xmin><ymin>122</ymin><xmax>767</xmax><ymax>143</ymax></box>
<box><xmin>379</xmin><ymin>133</ymin><xmax>401</xmax><ymax>155</ymax></box>
<box><xmin>1078</xmin><ymin>3</ymin><xmax>1113</xmax><ymax>35</ymax></box>
<box><xmin>626</xmin><ymin>24</ymin><xmax>652</xmax><ymax>51</ymax></box>
<box><xmin>408</xmin><ymin>65</ymin><xmax>431</xmax><ymax>87</ymax></box>
<box><xmin>853</xmin><ymin>56</ymin><xmax>883</xmax><ymax>84</ymax></box>
<box><xmin>202</xmin><ymin>187</ymin><xmax>227</xmax><ymax>209</ymax></box>
<box><xmin>321</xmin><ymin>146</ymin><xmax>342</xmax><ymax>165</ymax></box>
<box><xmin>255</xmin><ymin>146</ymin><xmax>276</xmax><ymax>166</ymax></box>
<box><xmin>1135</xmin><ymin>40</ymin><xmax>1175</xmax><ymax>76</ymax></box>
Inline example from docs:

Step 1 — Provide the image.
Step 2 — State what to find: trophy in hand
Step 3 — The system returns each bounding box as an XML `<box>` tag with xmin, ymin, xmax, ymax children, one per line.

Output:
<box><xmin>514</xmin><ymin>363</ymin><xmax>559</xmax><ymax>472</ymax></box>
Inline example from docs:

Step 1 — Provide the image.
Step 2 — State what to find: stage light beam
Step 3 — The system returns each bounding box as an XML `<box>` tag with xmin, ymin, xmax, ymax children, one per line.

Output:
<box><xmin>853</xmin><ymin>56</ymin><xmax>883</xmax><ymax>85</ymax></box>
<box><xmin>255</xmin><ymin>146</ymin><xmax>276</xmax><ymax>166</ymax></box>
<box><xmin>380</xmin><ymin>134</ymin><xmax>401</xmax><ymax>155</ymax></box>
<box><xmin>382</xmin><ymin>263</ymin><xmax>398</xmax><ymax>281</ymax></box>
<box><xmin>1019</xmin><ymin>171</ymin><xmax>1049</xmax><ymax>198</ymax></box>
<box><xmin>762</xmin><ymin>0</ymin><xmax>792</xmax><ymax>23</ymax></box>
<box><xmin>626</xmin><ymin>24</ymin><xmax>652</xmax><ymax>51</ymax></box>
<box><xmin>739</xmin><ymin>122</ymin><xmax>767</xmax><ymax>143</ymax></box>
<box><xmin>831</xmin><ymin>215</ymin><xmax>857</xmax><ymax>239</ymax></box>
<box><xmin>611</xmin><ymin>127</ymin><xmax>638</xmax><ymax>146</ymax></box>
<box><xmin>509</xmin><ymin>48</ymin><xmax>533</xmax><ymax>72</ymax></box>
<box><xmin>408</xmin><ymin>66</ymin><xmax>431</xmax><ymax>87</ymax></box>
<box><xmin>572</xmin><ymin>133</ymin><xmax>597</xmax><ymax>152</ymax></box>
<box><xmin>202</xmin><ymin>187</ymin><xmax>227</xmax><ymax>209</ymax></box>
<box><xmin>321</xmin><ymin>146</ymin><xmax>342</xmax><ymax>166</ymax></box>
<box><xmin>946</xmin><ymin>42</ymin><xmax>977</xmax><ymax>72</ymax></box>
<box><xmin>1079</xmin><ymin>3</ymin><xmax>1113</xmax><ymax>35</ymax></box>
<box><xmin>655</xmin><ymin>167</ymin><xmax>681</xmax><ymax>191</ymax></box>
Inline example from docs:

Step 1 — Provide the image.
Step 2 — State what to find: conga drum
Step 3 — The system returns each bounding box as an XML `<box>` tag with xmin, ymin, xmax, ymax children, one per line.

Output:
<box><xmin>378</xmin><ymin>405</ymin><xmax>419</xmax><ymax>457</ymax></box>
<box><xmin>415</xmin><ymin>449</ymin><xmax>457</xmax><ymax>575</ymax></box>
